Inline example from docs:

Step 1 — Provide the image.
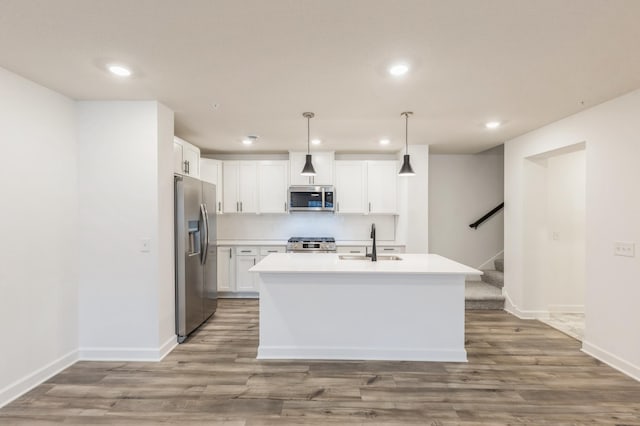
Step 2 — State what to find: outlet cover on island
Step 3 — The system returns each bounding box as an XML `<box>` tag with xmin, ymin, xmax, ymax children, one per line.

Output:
<box><xmin>614</xmin><ymin>241</ymin><xmax>635</xmax><ymax>257</ymax></box>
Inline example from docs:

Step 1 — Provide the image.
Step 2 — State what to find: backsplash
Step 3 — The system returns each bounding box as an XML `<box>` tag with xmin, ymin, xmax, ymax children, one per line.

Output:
<box><xmin>216</xmin><ymin>213</ymin><xmax>397</xmax><ymax>242</ymax></box>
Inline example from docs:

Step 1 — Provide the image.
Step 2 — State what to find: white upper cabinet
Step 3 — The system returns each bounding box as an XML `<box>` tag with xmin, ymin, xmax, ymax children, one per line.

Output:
<box><xmin>289</xmin><ymin>151</ymin><xmax>334</xmax><ymax>186</ymax></box>
<box><xmin>258</xmin><ymin>160</ymin><xmax>289</xmax><ymax>213</ymax></box>
<box><xmin>334</xmin><ymin>161</ymin><xmax>367</xmax><ymax>213</ymax></box>
<box><xmin>200</xmin><ymin>158</ymin><xmax>224</xmax><ymax>214</ymax></box>
<box><xmin>173</xmin><ymin>136</ymin><xmax>200</xmax><ymax>178</ymax></box>
<box><xmin>334</xmin><ymin>160</ymin><xmax>398</xmax><ymax>215</ymax></box>
<box><xmin>367</xmin><ymin>161</ymin><xmax>398</xmax><ymax>214</ymax></box>
<box><xmin>223</xmin><ymin>161</ymin><xmax>257</xmax><ymax>214</ymax></box>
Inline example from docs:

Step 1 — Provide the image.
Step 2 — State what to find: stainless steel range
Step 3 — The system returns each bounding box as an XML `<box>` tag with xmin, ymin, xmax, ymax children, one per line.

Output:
<box><xmin>286</xmin><ymin>237</ymin><xmax>337</xmax><ymax>253</ymax></box>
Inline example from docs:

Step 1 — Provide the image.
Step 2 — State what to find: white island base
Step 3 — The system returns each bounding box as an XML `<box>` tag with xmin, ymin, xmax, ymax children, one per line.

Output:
<box><xmin>251</xmin><ymin>254</ymin><xmax>482</xmax><ymax>363</ymax></box>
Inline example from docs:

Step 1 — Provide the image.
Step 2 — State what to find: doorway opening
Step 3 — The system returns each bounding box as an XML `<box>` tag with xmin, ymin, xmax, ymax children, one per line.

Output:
<box><xmin>523</xmin><ymin>142</ymin><xmax>586</xmax><ymax>340</ymax></box>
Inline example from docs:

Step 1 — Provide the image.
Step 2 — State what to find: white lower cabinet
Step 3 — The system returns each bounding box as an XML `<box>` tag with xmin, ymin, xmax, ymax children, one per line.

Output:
<box><xmin>217</xmin><ymin>246</ymin><xmax>235</xmax><ymax>292</ymax></box>
<box><xmin>337</xmin><ymin>246</ymin><xmax>367</xmax><ymax>255</ymax></box>
<box><xmin>236</xmin><ymin>247</ymin><xmax>259</xmax><ymax>292</ymax></box>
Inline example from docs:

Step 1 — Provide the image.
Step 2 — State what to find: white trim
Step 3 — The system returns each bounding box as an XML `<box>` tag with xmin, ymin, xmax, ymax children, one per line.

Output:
<box><xmin>582</xmin><ymin>340</ymin><xmax>640</xmax><ymax>382</ymax></box>
<box><xmin>547</xmin><ymin>304</ymin><xmax>585</xmax><ymax>314</ymax></box>
<box><xmin>79</xmin><ymin>336</ymin><xmax>178</xmax><ymax>362</ymax></box>
<box><xmin>477</xmin><ymin>250</ymin><xmax>504</xmax><ymax>270</ymax></box>
<box><xmin>258</xmin><ymin>346</ymin><xmax>467</xmax><ymax>362</ymax></box>
<box><xmin>503</xmin><ymin>290</ymin><xmax>549</xmax><ymax>319</ymax></box>
<box><xmin>0</xmin><ymin>349</ymin><xmax>78</xmax><ymax>409</ymax></box>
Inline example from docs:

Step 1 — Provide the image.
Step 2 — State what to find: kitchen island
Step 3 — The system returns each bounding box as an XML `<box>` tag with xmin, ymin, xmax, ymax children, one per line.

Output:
<box><xmin>250</xmin><ymin>253</ymin><xmax>481</xmax><ymax>362</ymax></box>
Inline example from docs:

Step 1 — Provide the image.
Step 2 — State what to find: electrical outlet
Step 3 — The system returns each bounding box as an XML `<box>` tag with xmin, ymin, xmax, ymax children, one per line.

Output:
<box><xmin>614</xmin><ymin>241</ymin><xmax>635</xmax><ymax>257</ymax></box>
<box><xmin>140</xmin><ymin>239</ymin><xmax>151</xmax><ymax>253</ymax></box>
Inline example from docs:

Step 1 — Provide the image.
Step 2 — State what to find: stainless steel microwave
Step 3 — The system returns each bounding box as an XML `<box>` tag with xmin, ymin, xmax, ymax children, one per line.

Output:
<box><xmin>288</xmin><ymin>185</ymin><xmax>335</xmax><ymax>212</ymax></box>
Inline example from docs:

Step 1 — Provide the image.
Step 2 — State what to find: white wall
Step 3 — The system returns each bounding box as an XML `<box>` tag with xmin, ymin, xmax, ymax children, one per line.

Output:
<box><xmin>429</xmin><ymin>146</ymin><xmax>504</xmax><ymax>269</ymax></box>
<box><xmin>217</xmin><ymin>213</ymin><xmax>396</xmax><ymax>242</ymax></box>
<box><xmin>77</xmin><ymin>101</ymin><xmax>176</xmax><ymax>360</ymax></box>
<box><xmin>545</xmin><ymin>149</ymin><xmax>586</xmax><ymax>311</ymax></box>
<box><xmin>397</xmin><ymin>145</ymin><xmax>429</xmax><ymax>253</ymax></box>
<box><xmin>505</xmin><ymin>89</ymin><xmax>640</xmax><ymax>380</ymax></box>
<box><xmin>0</xmin><ymin>68</ymin><xmax>79</xmax><ymax>406</ymax></box>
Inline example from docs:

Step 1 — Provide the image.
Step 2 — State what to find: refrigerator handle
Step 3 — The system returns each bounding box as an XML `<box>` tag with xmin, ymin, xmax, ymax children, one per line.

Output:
<box><xmin>200</xmin><ymin>203</ymin><xmax>209</xmax><ymax>265</ymax></box>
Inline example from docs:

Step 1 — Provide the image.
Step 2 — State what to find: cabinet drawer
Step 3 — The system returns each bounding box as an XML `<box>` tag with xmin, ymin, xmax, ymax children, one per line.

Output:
<box><xmin>367</xmin><ymin>245</ymin><xmax>405</xmax><ymax>254</ymax></box>
<box><xmin>259</xmin><ymin>246</ymin><xmax>286</xmax><ymax>255</ymax></box>
<box><xmin>236</xmin><ymin>247</ymin><xmax>258</xmax><ymax>256</ymax></box>
<box><xmin>337</xmin><ymin>246</ymin><xmax>367</xmax><ymax>255</ymax></box>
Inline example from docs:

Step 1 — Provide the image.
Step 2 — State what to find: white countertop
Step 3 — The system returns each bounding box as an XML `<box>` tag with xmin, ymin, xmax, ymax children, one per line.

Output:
<box><xmin>250</xmin><ymin>253</ymin><xmax>482</xmax><ymax>275</ymax></box>
<box><xmin>216</xmin><ymin>240</ymin><xmax>405</xmax><ymax>247</ymax></box>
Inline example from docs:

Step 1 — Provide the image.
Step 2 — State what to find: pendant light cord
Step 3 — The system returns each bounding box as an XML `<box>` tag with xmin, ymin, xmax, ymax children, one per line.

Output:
<box><xmin>307</xmin><ymin>115</ymin><xmax>311</xmax><ymax>154</ymax></box>
<box><xmin>405</xmin><ymin>113</ymin><xmax>409</xmax><ymax>155</ymax></box>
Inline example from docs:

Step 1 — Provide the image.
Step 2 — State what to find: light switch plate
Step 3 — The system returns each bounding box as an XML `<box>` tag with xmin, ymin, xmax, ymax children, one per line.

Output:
<box><xmin>614</xmin><ymin>241</ymin><xmax>635</xmax><ymax>257</ymax></box>
<box><xmin>140</xmin><ymin>239</ymin><xmax>151</xmax><ymax>253</ymax></box>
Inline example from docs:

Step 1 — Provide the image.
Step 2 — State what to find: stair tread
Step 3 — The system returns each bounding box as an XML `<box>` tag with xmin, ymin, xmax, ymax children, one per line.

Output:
<box><xmin>465</xmin><ymin>281</ymin><xmax>504</xmax><ymax>300</ymax></box>
<box><xmin>494</xmin><ymin>258</ymin><xmax>504</xmax><ymax>272</ymax></box>
<box><xmin>480</xmin><ymin>269</ymin><xmax>504</xmax><ymax>288</ymax></box>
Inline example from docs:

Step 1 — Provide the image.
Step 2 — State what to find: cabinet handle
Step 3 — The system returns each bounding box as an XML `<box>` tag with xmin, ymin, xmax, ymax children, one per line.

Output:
<box><xmin>241</xmin><ymin>250</ymin><xmax>251</xmax><ymax>253</ymax></box>
<box><xmin>350</xmin><ymin>250</ymin><xmax>360</xmax><ymax>253</ymax></box>
<box><xmin>369</xmin><ymin>202</ymin><xmax>371</xmax><ymax>212</ymax></box>
<box><xmin>267</xmin><ymin>250</ymin><xmax>278</xmax><ymax>253</ymax></box>
<box><xmin>240</xmin><ymin>201</ymin><xmax>243</xmax><ymax>212</ymax></box>
<box><xmin>218</xmin><ymin>201</ymin><xmax>221</xmax><ymax>212</ymax></box>
<box><xmin>284</xmin><ymin>202</ymin><xmax>287</xmax><ymax>212</ymax></box>
<box><xmin>236</xmin><ymin>201</ymin><xmax>239</xmax><ymax>212</ymax></box>
<box><xmin>383</xmin><ymin>248</ymin><xmax>394</xmax><ymax>251</ymax></box>
<box><xmin>229</xmin><ymin>248</ymin><xmax>232</xmax><ymax>259</ymax></box>
<box><xmin>253</xmin><ymin>259</ymin><xmax>256</xmax><ymax>265</ymax></box>
<box><xmin>183</xmin><ymin>160</ymin><xmax>189</xmax><ymax>173</ymax></box>
<box><xmin>337</xmin><ymin>202</ymin><xmax>339</xmax><ymax>212</ymax></box>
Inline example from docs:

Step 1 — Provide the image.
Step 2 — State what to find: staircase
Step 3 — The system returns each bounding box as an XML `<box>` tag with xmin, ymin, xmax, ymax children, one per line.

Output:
<box><xmin>465</xmin><ymin>258</ymin><xmax>504</xmax><ymax>310</ymax></box>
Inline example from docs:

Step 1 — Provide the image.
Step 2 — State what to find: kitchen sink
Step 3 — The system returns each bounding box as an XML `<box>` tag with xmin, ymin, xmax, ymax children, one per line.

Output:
<box><xmin>338</xmin><ymin>255</ymin><xmax>403</xmax><ymax>261</ymax></box>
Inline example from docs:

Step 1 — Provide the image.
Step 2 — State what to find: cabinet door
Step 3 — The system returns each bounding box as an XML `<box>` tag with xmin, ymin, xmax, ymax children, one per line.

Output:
<box><xmin>335</xmin><ymin>161</ymin><xmax>366</xmax><ymax>213</ymax></box>
<box><xmin>289</xmin><ymin>152</ymin><xmax>311</xmax><ymax>185</ymax></box>
<box><xmin>173</xmin><ymin>142</ymin><xmax>185</xmax><ymax>175</ymax></box>
<box><xmin>367</xmin><ymin>161</ymin><xmax>398</xmax><ymax>214</ymax></box>
<box><xmin>201</xmin><ymin>159</ymin><xmax>223</xmax><ymax>213</ymax></box>
<box><xmin>258</xmin><ymin>161</ymin><xmax>288</xmax><ymax>213</ymax></box>
<box><xmin>217</xmin><ymin>247</ymin><xmax>234</xmax><ymax>292</ymax></box>
<box><xmin>222</xmin><ymin>161</ymin><xmax>239</xmax><ymax>213</ymax></box>
<box><xmin>238</xmin><ymin>162</ymin><xmax>258</xmax><ymax>213</ymax></box>
<box><xmin>236</xmin><ymin>255</ymin><xmax>258</xmax><ymax>292</ymax></box>
<box><xmin>183</xmin><ymin>144</ymin><xmax>200</xmax><ymax>178</ymax></box>
<box><xmin>311</xmin><ymin>152</ymin><xmax>334</xmax><ymax>185</ymax></box>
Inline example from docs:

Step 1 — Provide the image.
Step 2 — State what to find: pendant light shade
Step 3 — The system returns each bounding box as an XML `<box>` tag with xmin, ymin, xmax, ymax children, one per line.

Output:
<box><xmin>301</xmin><ymin>112</ymin><xmax>317</xmax><ymax>176</ymax></box>
<box><xmin>301</xmin><ymin>154</ymin><xmax>316</xmax><ymax>175</ymax></box>
<box><xmin>398</xmin><ymin>111</ymin><xmax>416</xmax><ymax>176</ymax></box>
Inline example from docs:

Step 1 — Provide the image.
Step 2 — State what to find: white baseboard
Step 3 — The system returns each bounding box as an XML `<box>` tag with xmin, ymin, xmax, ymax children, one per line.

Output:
<box><xmin>477</xmin><ymin>250</ymin><xmax>504</xmax><ymax>270</ymax></box>
<box><xmin>79</xmin><ymin>335</ymin><xmax>178</xmax><ymax>362</ymax></box>
<box><xmin>503</xmin><ymin>291</ymin><xmax>549</xmax><ymax>319</ymax></box>
<box><xmin>0</xmin><ymin>349</ymin><xmax>78</xmax><ymax>409</ymax></box>
<box><xmin>258</xmin><ymin>346</ymin><xmax>467</xmax><ymax>363</ymax></box>
<box><xmin>582</xmin><ymin>340</ymin><xmax>640</xmax><ymax>382</ymax></box>
<box><xmin>548</xmin><ymin>304</ymin><xmax>585</xmax><ymax>314</ymax></box>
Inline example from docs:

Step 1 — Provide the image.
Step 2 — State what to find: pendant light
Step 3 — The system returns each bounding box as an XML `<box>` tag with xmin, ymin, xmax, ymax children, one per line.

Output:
<box><xmin>301</xmin><ymin>112</ymin><xmax>317</xmax><ymax>176</ymax></box>
<box><xmin>398</xmin><ymin>111</ymin><xmax>416</xmax><ymax>176</ymax></box>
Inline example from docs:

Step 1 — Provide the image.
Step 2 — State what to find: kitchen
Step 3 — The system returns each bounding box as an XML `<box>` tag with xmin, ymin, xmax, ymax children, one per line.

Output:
<box><xmin>2</xmin><ymin>1</ymin><xmax>640</xmax><ymax>424</ymax></box>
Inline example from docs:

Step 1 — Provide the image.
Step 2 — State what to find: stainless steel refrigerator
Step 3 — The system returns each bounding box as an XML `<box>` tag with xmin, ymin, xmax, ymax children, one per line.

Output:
<box><xmin>174</xmin><ymin>175</ymin><xmax>217</xmax><ymax>343</ymax></box>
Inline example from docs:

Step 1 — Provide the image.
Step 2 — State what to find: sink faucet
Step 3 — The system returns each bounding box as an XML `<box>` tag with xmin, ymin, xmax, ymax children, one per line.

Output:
<box><xmin>368</xmin><ymin>223</ymin><xmax>377</xmax><ymax>262</ymax></box>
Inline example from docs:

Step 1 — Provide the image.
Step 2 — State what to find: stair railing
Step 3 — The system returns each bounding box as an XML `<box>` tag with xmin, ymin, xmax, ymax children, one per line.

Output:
<box><xmin>469</xmin><ymin>202</ymin><xmax>504</xmax><ymax>229</ymax></box>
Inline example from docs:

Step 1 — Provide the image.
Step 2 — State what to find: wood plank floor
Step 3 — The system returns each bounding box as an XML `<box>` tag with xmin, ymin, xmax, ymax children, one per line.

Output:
<box><xmin>2</xmin><ymin>299</ymin><xmax>639</xmax><ymax>425</ymax></box>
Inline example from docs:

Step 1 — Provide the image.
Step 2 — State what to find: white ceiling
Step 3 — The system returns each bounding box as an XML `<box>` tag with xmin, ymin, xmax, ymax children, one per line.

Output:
<box><xmin>1</xmin><ymin>0</ymin><xmax>640</xmax><ymax>154</ymax></box>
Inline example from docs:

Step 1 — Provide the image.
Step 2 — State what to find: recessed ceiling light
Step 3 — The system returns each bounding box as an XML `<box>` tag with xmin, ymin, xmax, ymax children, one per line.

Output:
<box><xmin>242</xmin><ymin>135</ymin><xmax>258</xmax><ymax>145</ymax></box>
<box><xmin>107</xmin><ymin>65</ymin><xmax>132</xmax><ymax>77</ymax></box>
<box><xmin>379</xmin><ymin>139</ymin><xmax>390</xmax><ymax>145</ymax></box>
<box><xmin>311</xmin><ymin>139</ymin><xmax>322</xmax><ymax>145</ymax></box>
<box><xmin>389</xmin><ymin>63</ymin><xmax>409</xmax><ymax>76</ymax></box>
<box><xmin>485</xmin><ymin>121</ymin><xmax>501</xmax><ymax>129</ymax></box>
